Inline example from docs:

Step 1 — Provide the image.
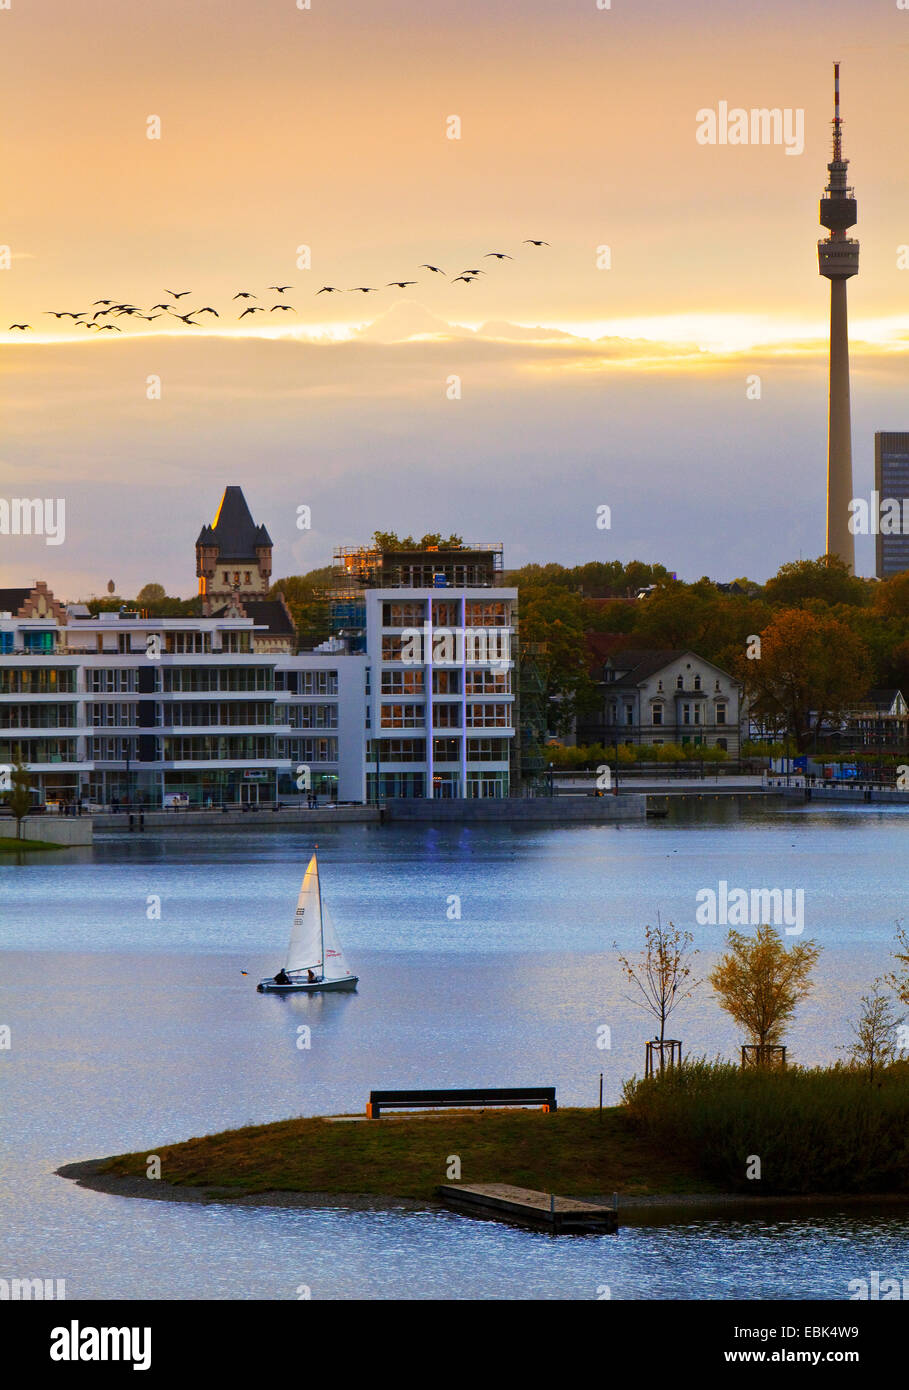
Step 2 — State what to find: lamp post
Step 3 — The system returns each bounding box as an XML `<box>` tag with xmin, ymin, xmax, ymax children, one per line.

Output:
<box><xmin>548</xmin><ymin>761</ymin><xmax>554</xmax><ymax>798</ymax></box>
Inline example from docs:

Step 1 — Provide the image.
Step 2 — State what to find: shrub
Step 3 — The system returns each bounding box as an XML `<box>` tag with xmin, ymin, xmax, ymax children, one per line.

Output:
<box><xmin>622</xmin><ymin>1059</ymin><xmax>909</xmax><ymax>1194</ymax></box>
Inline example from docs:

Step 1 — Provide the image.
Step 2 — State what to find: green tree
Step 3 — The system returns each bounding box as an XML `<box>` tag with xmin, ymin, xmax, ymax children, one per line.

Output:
<box><xmin>844</xmin><ymin>982</ymin><xmax>903</xmax><ymax>1084</ymax></box>
<box><xmin>370</xmin><ymin>531</ymin><xmax>463</xmax><ymax>551</ymax></box>
<box><xmin>518</xmin><ymin>586</ymin><xmax>598</xmax><ymax>733</ymax></box>
<box><xmin>3</xmin><ymin>758</ymin><xmax>33</xmax><ymax>839</ymax></box>
<box><xmin>763</xmin><ymin>555</ymin><xmax>868</xmax><ymax>609</ymax></box>
<box><xmin>270</xmin><ymin>570</ymin><xmax>335</xmax><ymax>649</ymax></box>
<box><xmin>884</xmin><ymin>921</ymin><xmax>909</xmax><ymax>1010</ymax></box>
<box><xmin>136</xmin><ymin>583</ymin><xmax>166</xmax><ymax>602</ymax></box>
<box><xmin>709</xmin><ymin>923</ymin><xmax>822</xmax><ymax>1053</ymax></box>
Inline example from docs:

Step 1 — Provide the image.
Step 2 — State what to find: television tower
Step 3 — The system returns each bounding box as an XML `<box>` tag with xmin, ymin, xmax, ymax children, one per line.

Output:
<box><xmin>818</xmin><ymin>61</ymin><xmax>859</xmax><ymax>571</ymax></box>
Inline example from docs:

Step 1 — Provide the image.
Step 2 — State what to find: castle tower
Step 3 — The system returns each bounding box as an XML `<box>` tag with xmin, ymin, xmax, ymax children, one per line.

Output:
<box><xmin>818</xmin><ymin>62</ymin><xmax>860</xmax><ymax>572</ymax></box>
<box><xmin>195</xmin><ymin>486</ymin><xmax>273</xmax><ymax>612</ymax></box>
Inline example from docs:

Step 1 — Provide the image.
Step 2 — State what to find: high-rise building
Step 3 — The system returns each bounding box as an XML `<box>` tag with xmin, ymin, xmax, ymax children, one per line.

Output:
<box><xmin>332</xmin><ymin>541</ymin><xmax>518</xmax><ymax>799</ymax></box>
<box><xmin>875</xmin><ymin>432</ymin><xmax>909</xmax><ymax>578</ymax></box>
<box><xmin>818</xmin><ymin>62</ymin><xmax>860</xmax><ymax>572</ymax></box>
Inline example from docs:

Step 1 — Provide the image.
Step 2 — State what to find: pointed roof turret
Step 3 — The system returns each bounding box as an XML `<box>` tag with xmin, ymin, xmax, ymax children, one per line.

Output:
<box><xmin>197</xmin><ymin>486</ymin><xmax>272</xmax><ymax>560</ymax></box>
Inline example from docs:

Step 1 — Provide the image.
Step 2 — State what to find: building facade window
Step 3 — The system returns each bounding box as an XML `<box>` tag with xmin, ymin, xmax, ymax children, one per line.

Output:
<box><xmin>381</xmin><ymin>669</ymin><xmax>423</xmax><ymax>695</ymax></box>
<box><xmin>381</xmin><ymin>703</ymin><xmax>424</xmax><ymax>728</ymax></box>
<box><xmin>465</xmin><ymin>703</ymin><xmax>511</xmax><ymax>728</ymax></box>
<box><xmin>368</xmin><ymin>738</ymin><xmax>425</xmax><ymax>763</ymax></box>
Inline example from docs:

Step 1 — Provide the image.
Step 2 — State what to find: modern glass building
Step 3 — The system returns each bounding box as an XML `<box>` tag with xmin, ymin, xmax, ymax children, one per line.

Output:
<box><xmin>874</xmin><ymin>432</ymin><xmax>909</xmax><ymax>578</ymax></box>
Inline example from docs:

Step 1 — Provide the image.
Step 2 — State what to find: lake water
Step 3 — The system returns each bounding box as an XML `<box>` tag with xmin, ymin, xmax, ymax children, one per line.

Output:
<box><xmin>1</xmin><ymin>800</ymin><xmax>907</xmax><ymax>1299</ymax></box>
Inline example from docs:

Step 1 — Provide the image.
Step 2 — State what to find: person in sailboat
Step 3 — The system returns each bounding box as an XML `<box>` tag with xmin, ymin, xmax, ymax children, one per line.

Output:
<box><xmin>274</xmin><ymin>967</ymin><xmax>290</xmax><ymax>985</ymax></box>
<box><xmin>306</xmin><ymin>968</ymin><xmax>316</xmax><ymax>983</ymax></box>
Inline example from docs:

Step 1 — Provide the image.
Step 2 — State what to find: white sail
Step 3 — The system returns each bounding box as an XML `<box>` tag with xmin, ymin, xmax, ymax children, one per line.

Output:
<box><xmin>284</xmin><ymin>853</ymin><xmax>323</xmax><ymax>974</ymax></box>
<box><xmin>320</xmin><ymin>902</ymin><xmax>353</xmax><ymax>982</ymax></box>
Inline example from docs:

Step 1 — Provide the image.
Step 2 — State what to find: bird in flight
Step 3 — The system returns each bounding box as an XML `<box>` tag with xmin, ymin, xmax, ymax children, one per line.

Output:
<box><xmin>458</xmin><ymin>269</ymin><xmax>485</xmax><ymax>277</ymax></box>
<box><xmin>195</xmin><ymin>306</ymin><xmax>219</xmax><ymax>317</ymax></box>
<box><xmin>239</xmin><ymin>306</ymin><xmax>264</xmax><ymax>317</ymax></box>
<box><xmin>136</xmin><ymin>313</ymin><xmax>163</xmax><ymax>321</ymax></box>
<box><xmin>270</xmin><ymin>304</ymin><xmax>295</xmax><ymax>312</ymax></box>
<box><xmin>523</xmin><ymin>239</ymin><xmax>550</xmax><ymax>246</ymax></box>
<box><xmin>174</xmin><ymin>312</ymin><xmax>199</xmax><ymax>325</ymax></box>
<box><xmin>8</xmin><ymin>323</ymin><xmax>31</xmax><ymax>330</ymax></box>
<box><xmin>233</xmin><ymin>291</ymin><xmax>257</xmax><ymax>300</ymax></box>
<box><xmin>92</xmin><ymin>299</ymin><xmax>116</xmax><ymax>306</ymax></box>
<box><xmin>44</xmin><ymin>310</ymin><xmax>84</xmax><ymax>319</ymax></box>
<box><xmin>420</xmin><ymin>265</ymin><xmax>445</xmax><ymax>274</ymax></box>
<box><xmin>452</xmin><ymin>275</ymin><xmax>477</xmax><ymax>284</ymax></box>
<box><xmin>348</xmin><ymin>287</ymin><xmax>378</xmax><ymax>293</ymax></box>
<box><xmin>387</xmin><ymin>281</ymin><xmax>417</xmax><ymax>288</ymax></box>
<box><xmin>165</xmin><ymin>289</ymin><xmax>191</xmax><ymax>299</ymax></box>
<box><xmin>316</xmin><ymin>286</ymin><xmax>340</xmax><ymax>294</ymax></box>
<box><xmin>150</xmin><ymin>303</ymin><xmax>172</xmax><ymax>312</ymax></box>
<box><xmin>485</xmin><ymin>252</ymin><xmax>513</xmax><ymax>259</ymax></box>
<box><xmin>97</xmin><ymin>324</ymin><xmax>122</xmax><ymax>332</ymax></box>
<box><xmin>268</xmin><ymin>285</ymin><xmax>293</xmax><ymax>294</ymax></box>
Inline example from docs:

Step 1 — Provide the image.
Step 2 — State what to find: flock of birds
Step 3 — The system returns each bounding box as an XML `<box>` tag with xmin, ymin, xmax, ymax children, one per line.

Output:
<box><xmin>7</xmin><ymin>240</ymin><xmax>551</xmax><ymax>333</ymax></box>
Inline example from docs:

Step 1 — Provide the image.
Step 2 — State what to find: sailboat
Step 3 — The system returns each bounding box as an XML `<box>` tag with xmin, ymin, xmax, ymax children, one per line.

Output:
<box><xmin>257</xmin><ymin>851</ymin><xmax>358</xmax><ymax>994</ymax></box>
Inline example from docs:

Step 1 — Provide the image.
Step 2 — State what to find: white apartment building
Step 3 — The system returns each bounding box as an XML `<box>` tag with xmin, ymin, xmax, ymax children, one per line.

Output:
<box><xmin>0</xmin><ymin>498</ymin><xmax>521</xmax><ymax>807</ymax></box>
<box><xmin>362</xmin><ymin>585</ymin><xmax>518</xmax><ymax>801</ymax></box>
<box><xmin>0</xmin><ymin>587</ymin><xmax>365</xmax><ymax>807</ymax></box>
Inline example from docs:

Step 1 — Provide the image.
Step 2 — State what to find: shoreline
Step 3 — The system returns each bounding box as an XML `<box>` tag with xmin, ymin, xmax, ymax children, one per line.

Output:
<box><xmin>57</xmin><ymin>1159</ymin><xmax>909</xmax><ymax>1225</ymax></box>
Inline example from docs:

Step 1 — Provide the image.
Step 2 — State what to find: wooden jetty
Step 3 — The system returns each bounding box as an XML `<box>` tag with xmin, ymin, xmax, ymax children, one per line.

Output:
<box><xmin>437</xmin><ymin>1183</ymin><xmax>618</xmax><ymax>1234</ymax></box>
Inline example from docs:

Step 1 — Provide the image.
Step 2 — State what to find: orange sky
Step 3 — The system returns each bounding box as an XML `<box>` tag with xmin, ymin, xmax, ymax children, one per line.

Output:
<box><xmin>1</xmin><ymin>0</ymin><xmax>908</xmax><ymax>588</ymax></box>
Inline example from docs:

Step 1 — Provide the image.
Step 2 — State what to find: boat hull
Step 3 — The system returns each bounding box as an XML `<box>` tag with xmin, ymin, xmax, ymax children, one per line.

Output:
<box><xmin>257</xmin><ymin>975</ymin><xmax>358</xmax><ymax>994</ymax></box>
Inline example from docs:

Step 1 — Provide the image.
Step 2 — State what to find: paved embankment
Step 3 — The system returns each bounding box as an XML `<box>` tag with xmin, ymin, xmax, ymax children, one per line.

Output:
<box><xmin>382</xmin><ymin>794</ymin><xmax>646</xmax><ymax>822</ymax></box>
<box><xmin>92</xmin><ymin>806</ymin><xmax>380</xmax><ymax>833</ymax></box>
<box><xmin>12</xmin><ymin>816</ymin><xmax>94</xmax><ymax>846</ymax></box>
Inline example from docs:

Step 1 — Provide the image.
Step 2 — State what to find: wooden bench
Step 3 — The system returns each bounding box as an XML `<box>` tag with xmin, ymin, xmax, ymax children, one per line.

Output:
<box><xmin>366</xmin><ymin>1087</ymin><xmax>556</xmax><ymax>1118</ymax></box>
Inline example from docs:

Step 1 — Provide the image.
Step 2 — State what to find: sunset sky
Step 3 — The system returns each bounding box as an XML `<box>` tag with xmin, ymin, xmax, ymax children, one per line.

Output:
<box><xmin>1</xmin><ymin>0</ymin><xmax>907</xmax><ymax>595</ymax></box>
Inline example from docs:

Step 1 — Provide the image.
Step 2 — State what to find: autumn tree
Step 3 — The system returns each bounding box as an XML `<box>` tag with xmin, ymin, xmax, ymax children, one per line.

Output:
<box><xmin>3</xmin><ymin>758</ymin><xmax>33</xmax><ymax>840</ymax></box>
<box><xmin>617</xmin><ymin>920</ymin><xmax>700</xmax><ymax>1065</ymax></box>
<box><xmin>844</xmin><ymin>982</ymin><xmax>903</xmax><ymax>1084</ymax></box>
<box><xmin>709</xmin><ymin>923</ymin><xmax>821</xmax><ymax>1054</ymax></box>
<box><xmin>742</xmin><ymin>608</ymin><xmax>870</xmax><ymax>750</ymax></box>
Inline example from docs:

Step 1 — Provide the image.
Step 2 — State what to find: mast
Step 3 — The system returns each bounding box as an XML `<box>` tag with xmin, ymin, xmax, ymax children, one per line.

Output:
<box><xmin>315</xmin><ymin>846</ymin><xmax>324</xmax><ymax>973</ymax></box>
